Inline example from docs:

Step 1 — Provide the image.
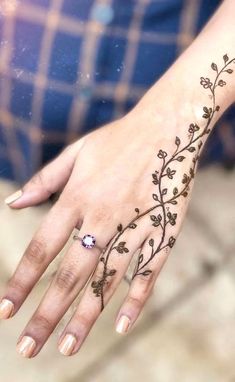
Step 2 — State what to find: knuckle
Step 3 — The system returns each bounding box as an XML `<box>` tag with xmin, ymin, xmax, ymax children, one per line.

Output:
<box><xmin>55</xmin><ymin>267</ymin><xmax>78</xmax><ymax>292</ymax></box>
<box><xmin>57</xmin><ymin>191</ymin><xmax>80</xmax><ymax>211</ymax></box>
<box><xmin>30</xmin><ymin>171</ymin><xmax>44</xmax><ymax>187</ymax></box>
<box><xmin>24</xmin><ymin>239</ymin><xmax>46</xmax><ymax>266</ymax></box>
<box><xmin>9</xmin><ymin>277</ymin><xmax>27</xmax><ymax>294</ymax></box>
<box><xmin>74</xmin><ymin>313</ymin><xmax>91</xmax><ymax>329</ymax></box>
<box><xmin>32</xmin><ymin>313</ymin><xmax>53</xmax><ymax>331</ymax></box>
<box><xmin>127</xmin><ymin>295</ymin><xmax>143</xmax><ymax>309</ymax></box>
<box><xmin>90</xmin><ymin>207</ymin><xmax>109</xmax><ymax>222</ymax></box>
<box><xmin>31</xmin><ymin>171</ymin><xmax>47</xmax><ymax>189</ymax></box>
<box><xmin>135</xmin><ymin>272</ymin><xmax>155</xmax><ymax>295</ymax></box>
<box><xmin>28</xmin><ymin>170</ymin><xmax>53</xmax><ymax>196</ymax></box>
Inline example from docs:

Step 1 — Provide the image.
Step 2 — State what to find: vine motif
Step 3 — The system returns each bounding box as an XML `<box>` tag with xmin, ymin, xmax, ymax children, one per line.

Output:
<box><xmin>91</xmin><ymin>54</ymin><xmax>235</xmax><ymax>311</ymax></box>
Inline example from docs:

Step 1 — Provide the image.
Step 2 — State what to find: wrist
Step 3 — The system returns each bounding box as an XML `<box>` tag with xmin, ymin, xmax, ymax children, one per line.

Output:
<box><xmin>133</xmin><ymin>0</ymin><xmax>235</xmax><ymax>136</ymax></box>
<box><xmin>133</xmin><ymin>52</ymin><xmax>235</xmax><ymax>138</ymax></box>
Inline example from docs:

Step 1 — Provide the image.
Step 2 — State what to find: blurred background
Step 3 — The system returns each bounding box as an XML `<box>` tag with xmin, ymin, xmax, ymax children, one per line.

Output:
<box><xmin>0</xmin><ymin>0</ymin><xmax>235</xmax><ymax>381</ymax></box>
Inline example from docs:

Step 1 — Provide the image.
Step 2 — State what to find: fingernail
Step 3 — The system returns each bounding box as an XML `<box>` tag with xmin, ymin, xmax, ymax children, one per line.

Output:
<box><xmin>59</xmin><ymin>334</ymin><xmax>76</xmax><ymax>356</ymax></box>
<box><xmin>116</xmin><ymin>315</ymin><xmax>131</xmax><ymax>334</ymax></box>
<box><xmin>16</xmin><ymin>336</ymin><xmax>36</xmax><ymax>358</ymax></box>
<box><xmin>5</xmin><ymin>190</ymin><xmax>23</xmax><ymax>205</ymax></box>
<box><xmin>0</xmin><ymin>298</ymin><xmax>14</xmax><ymax>319</ymax></box>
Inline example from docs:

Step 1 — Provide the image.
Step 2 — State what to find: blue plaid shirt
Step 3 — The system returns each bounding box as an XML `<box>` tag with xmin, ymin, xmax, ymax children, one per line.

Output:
<box><xmin>0</xmin><ymin>0</ymin><xmax>234</xmax><ymax>183</ymax></box>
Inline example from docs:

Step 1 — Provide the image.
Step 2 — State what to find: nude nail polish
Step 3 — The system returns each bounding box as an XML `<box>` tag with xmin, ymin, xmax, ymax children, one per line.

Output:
<box><xmin>116</xmin><ymin>315</ymin><xmax>131</xmax><ymax>334</ymax></box>
<box><xmin>59</xmin><ymin>334</ymin><xmax>76</xmax><ymax>356</ymax></box>
<box><xmin>16</xmin><ymin>336</ymin><xmax>36</xmax><ymax>358</ymax></box>
<box><xmin>0</xmin><ymin>298</ymin><xmax>14</xmax><ymax>319</ymax></box>
<box><xmin>5</xmin><ymin>190</ymin><xmax>23</xmax><ymax>205</ymax></box>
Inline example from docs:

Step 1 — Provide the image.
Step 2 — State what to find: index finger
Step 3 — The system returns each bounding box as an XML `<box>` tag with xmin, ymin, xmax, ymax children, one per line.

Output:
<box><xmin>0</xmin><ymin>197</ymin><xmax>79</xmax><ymax>319</ymax></box>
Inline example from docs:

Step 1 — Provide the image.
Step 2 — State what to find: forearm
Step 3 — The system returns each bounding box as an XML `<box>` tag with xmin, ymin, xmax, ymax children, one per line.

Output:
<box><xmin>135</xmin><ymin>0</ymin><xmax>235</xmax><ymax>136</ymax></box>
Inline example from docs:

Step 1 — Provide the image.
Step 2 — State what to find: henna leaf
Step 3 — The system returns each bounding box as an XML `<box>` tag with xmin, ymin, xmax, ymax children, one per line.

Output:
<box><xmin>118</xmin><ymin>241</ymin><xmax>126</xmax><ymax>247</ymax></box>
<box><xmin>175</xmin><ymin>136</ymin><xmax>180</xmax><ymax>146</ymax></box>
<box><xmin>162</xmin><ymin>188</ymin><xmax>167</xmax><ymax>195</ymax></box>
<box><xmin>182</xmin><ymin>174</ymin><xmax>188</xmax><ymax>184</ymax></box>
<box><xmin>91</xmin><ymin>279</ymin><xmax>103</xmax><ymax>297</ymax></box>
<box><xmin>129</xmin><ymin>223</ymin><xmax>137</xmax><ymax>229</ymax></box>
<box><xmin>117</xmin><ymin>224</ymin><xmax>123</xmax><ymax>232</ymax></box>
<box><xmin>167</xmin><ymin>212</ymin><xmax>177</xmax><ymax>226</ymax></box>
<box><xmin>138</xmin><ymin>254</ymin><xmax>144</xmax><ymax>264</ymax></box>
<box><xmin>168</xmin><ymin>236</ymin><xmax>176</xmax><ymax>248</ymax></box>
<box><xmin>152</xmin><ymin>193</ymin><xmax>159</xmax><ymax>201</ymax></box>
<box><xmin>223</xmin><ymin>54</ymin><xmax>229</xmax><ymax>63</ymax></box>
<box><xmin>189</xmin><ymin>168</ymin><xmax>195</xmax><ymax>178</ymax></box>
<box><xmin>149</xmin><ymin>238</ymin><xmax>154</xmax><ymax>247</ymax></box>
<box><xmin>109</xmin><ymin>269</ymin><xmax>117</xmax><ymax>276</ymax></box>
<box><xmin>188</xmin><ymin>147</ymin><xmax>196</xmax><ymax>152</ymax></box>
<box><xmin>142</xmin><ymin>270</ymin><xmax>152</xmax><ymax>277</ymax></box>
<box><xmin>188</xmin><ymin>124</ymin><xmax>194</xmax><ymax>134</ymax></box>
<box><xmin>169</xmin><ymin>200</ymin><xmax>178</xmax><ymax>205</ymax></box>
<box><xmin>157</xmin><ymin>214</ymin><xmax>162</xmax><ymax>221</ymax></box>
<box><xmin>100</xmin><ymin>257</ymin><xmax>105</xmax><ymax>263</ymax></box>
<box><xmin>150</xmin><ymin>214</ymin><xmax>162</xmax><ymax>227</ymax></box>
<box><xmin>157</xmin><ymin>149</ymin><xmax>167</xmax><ymax>159</ymax></box>
<box><xmin>116</xmin><ymin>241</ymin><xmax>129</xmax><ymax>254</ymax></box>
<box><xmin>225</xmin><ymin>69</ymin><xmax>233</xmax><ymax>74</ymax></box>
<box><xmin>215</xmin><ymin>105</ymin><xmax>220</xmax><ymax>112</ymax></box>
<box><xmin>176</xmin><ymin>156</ymin><xmax>185</xmax><ymax>162</ymax></box>
<box><xmin>135</xmin><ymin>207</ymin><xmax>140</xmax><ymax>214</ymax></box>
<box><xmin>173</xmin><ymin>187</ymin><xmax>178</xmax><ymax>196</ymax></box>
<box><xmin>152</xmin><ymin>173</ymin><xmax>158</xmax><ymax>185</ymax></box>
<box><xmin>211</xmin><ymin>62</ymin><xmax>218</xmax><ymax>71</ymax></box>
<box><xmin>152</xmin><ymin>173</ymin><xmax>158</xmax><ymax>180</ymax></box>
<box><xmin>202</xmin><ymin>106</ymin><xmax>212</xmax><ymax>119</ymax></box>
<box><xmin>182</xmin><ymin>191</ymin><xmax>188</xmax><ymax>197</ymax></box>
<box><xmin>166</xmin><ymin>167</ymin><xmax>176</xmax><ymax>179</ymax></box>
<box><xmin>152</xmin><ymin>222</ymin><xmax>159</xmax><ymax>227</ymax></box>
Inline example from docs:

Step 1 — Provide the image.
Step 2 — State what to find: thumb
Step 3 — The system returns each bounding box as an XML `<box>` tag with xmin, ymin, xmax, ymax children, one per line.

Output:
<box><xmin>4</xmin><ymin>138</ymin><xmax>85</xmax><ymax>209</ymax></box>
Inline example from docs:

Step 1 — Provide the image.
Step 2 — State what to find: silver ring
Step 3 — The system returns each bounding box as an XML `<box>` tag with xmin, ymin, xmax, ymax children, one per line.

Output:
<box><xmin>73</xmin><ymin>234</ymin><xmax>102</xmax><ymax>251</ymax></box>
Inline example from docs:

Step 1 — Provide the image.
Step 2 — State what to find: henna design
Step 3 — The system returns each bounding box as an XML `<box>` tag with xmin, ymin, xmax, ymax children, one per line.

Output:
<box><xmin>91</xmin><ymin>54</ymin><xmax>235</xmax><ymax>311</ymax></box>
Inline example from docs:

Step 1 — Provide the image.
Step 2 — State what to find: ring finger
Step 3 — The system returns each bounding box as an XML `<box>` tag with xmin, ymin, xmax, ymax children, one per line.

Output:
<box><xmin>57</xmin><ymin>221</ymin><xmax>150</xmax><ymax>356</ymax></box>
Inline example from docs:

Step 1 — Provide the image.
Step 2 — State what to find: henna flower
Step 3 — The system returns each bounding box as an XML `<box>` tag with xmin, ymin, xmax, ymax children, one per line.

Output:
<box><xmin>168</xmin><ymin>236</ymin><xmax>176</xmax><ymax>248</ymax></box>
<box><xmin>157</xmin><ymin>149</ymin><xmax>167</xmax><ymax>159</ymax></box>
<box><xmin>200</xmin><ymin>77</ymin><xmax>212</xmax><ymax>89</ymax></box>
<box><xmin>218</xmin><ymin>79</ymin><xmax>226</xmax><ymax>87</ymax></box>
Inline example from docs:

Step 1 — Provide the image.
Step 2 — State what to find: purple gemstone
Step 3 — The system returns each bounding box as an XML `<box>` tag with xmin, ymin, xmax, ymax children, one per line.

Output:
<box><xmin>82</xmin><ymin>234</ymin><xmax>96</xmax><ymax>249</ymax></box>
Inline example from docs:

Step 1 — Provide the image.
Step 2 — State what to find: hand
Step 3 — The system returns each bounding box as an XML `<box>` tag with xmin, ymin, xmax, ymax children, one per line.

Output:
<box><xmin>1</xmin><ymin>55</ymin><xmax>234</xmax><ymax>358</ymax></box>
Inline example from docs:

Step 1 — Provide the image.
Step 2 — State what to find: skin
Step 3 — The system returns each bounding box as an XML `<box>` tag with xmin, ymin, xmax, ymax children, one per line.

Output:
<box><xmin>1</xmin><ymin>0</ymin><xmax>235</xmax><ymax>358</ymax></box>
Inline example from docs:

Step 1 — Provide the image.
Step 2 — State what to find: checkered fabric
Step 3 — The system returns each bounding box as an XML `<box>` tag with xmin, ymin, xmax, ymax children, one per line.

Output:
<box><xmin>0</xmin><ymin>0</ymin><xmax>234</xmax><ymax>183</ymax></box>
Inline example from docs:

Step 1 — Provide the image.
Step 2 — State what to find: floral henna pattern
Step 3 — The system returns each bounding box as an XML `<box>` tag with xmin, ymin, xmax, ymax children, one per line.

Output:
<box><xmin>91</xmin><ymin>54</ymin><xmax>235</xmax><ymax>311</ymax></box>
